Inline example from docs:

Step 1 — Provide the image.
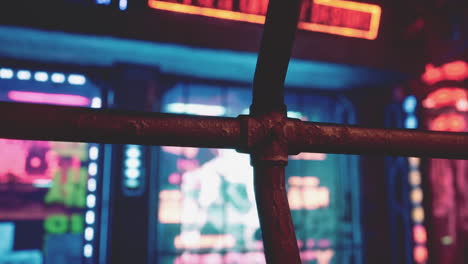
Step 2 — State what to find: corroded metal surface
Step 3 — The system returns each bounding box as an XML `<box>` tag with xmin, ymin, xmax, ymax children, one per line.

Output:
<box><xmin>248</xmin><ymin>0</ymin><xmax>303</xmax><ymax>261</ymax></box>
<box><xmin>1</xmin><ymin>0</ymin><xmax>468</xmax><ymax>263</ymax></box>
<box><xmin>246</xmin><ymin>113</ymin><xmax>302</xmax><ymax>264</ymax></box>
<box><xmin>2</xmin><ymin>102</ymin><xmax>467</xmax><ymax>160</ymax></box>
<box><xmin>0</xmin><ymin>102</ymin><xmax>241</xmax><ymax>149</ymax></box>
<box><xmin>291</xmin><ymin>121</ymin><xmax>468</xmax><ymax>159</ymax></box>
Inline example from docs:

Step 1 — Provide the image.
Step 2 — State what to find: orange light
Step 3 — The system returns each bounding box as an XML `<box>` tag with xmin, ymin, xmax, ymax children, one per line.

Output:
<box><xmin>301</xmin><ymin>0</ymin><xmax>381</xmax><ymax>40</ymax></box>
<box><xmin>148</xmin><ymin>0</ymin><xmax>381</xmax><ymax>40</ymax></box>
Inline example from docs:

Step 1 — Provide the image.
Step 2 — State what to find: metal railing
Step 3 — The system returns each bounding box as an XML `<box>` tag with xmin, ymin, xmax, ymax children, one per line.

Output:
<box><xmin>0</xmin><ymin>0</ymin><xmax>467</xmax><ymax>263</ymax></box>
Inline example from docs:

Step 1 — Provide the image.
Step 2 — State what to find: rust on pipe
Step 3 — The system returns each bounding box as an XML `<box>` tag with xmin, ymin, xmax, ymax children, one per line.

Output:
<box><xmin>248</xmin><ymin>0</ymin><xmax>303</xmax><ymax>260</ymax></box>
<box><xmin>0</xmin><ymin>102</ymin><xmax>241</xmax><ymax>149</ymax></box>
<box><xmin>245</xmin><ymin>113</ymin><xmax>302</xmax><ymax>264</ymax></box>
<box><xmin>1</xmin><ymin>102</ymin><xmax>468</xmax><ymax>160</ymax></box>
<box><xmin>253</xmin><ymin>160</ymin><xmax>301</xmax><ymax>264</ymax></box>
<box><xmin>290</xmin><ymin>121</ymin><xmax>468</xmax><ymax>159</ymax></box>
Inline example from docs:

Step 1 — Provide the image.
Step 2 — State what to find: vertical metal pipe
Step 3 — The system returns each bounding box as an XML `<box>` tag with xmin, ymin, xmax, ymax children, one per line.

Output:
<box><xmin>253</xmin><ymin>160</ymin><xmax>302</xmax><ymax>264</ymax></box>
<box><xmin>249</xmin><ymin>0</ymin><xmax>303</xmax><ymax>262</ymax></box>
<box><xmin>251</xmin><ymin>0</ymin><xmax>302</xmax><ymax>115</ymax></box>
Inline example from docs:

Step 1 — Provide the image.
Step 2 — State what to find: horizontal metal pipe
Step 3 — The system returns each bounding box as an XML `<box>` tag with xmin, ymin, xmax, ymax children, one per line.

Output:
<box><xmin>0</xmin><ymin>102</ymin><xmax>241</xmax><ymax>148</ymax></box>
<box><xmin>292</xmin><ymin>121</ymin><xmax>468</xmax><ymax>159</ymax></box>
<box><xmin>2</xmin><ymin>102</ymin><xmax>468</xmax><ymax>159</ymax></box>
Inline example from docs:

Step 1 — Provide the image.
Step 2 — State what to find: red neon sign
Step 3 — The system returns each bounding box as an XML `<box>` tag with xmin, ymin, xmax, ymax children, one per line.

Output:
<box><xmin>148</xmin><ymin>0</ymin><xmax>381</xmax><ymax>40</ymax></box>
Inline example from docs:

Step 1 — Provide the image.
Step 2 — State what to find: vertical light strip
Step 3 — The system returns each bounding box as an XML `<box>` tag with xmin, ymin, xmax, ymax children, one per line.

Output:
<box><xmin>123</xmin><ymin>145</ymin><xmax>143</xmax><ymax>193</ymax></box>
<box><xmin>83</xmin><ymin>96</ymin><xmax>101</xmax><ymax>261</ymax></box>
<box><xmin>404</xmin><ymin>95</ymin><xmax>428</xmax><ymax>264</ymax></box>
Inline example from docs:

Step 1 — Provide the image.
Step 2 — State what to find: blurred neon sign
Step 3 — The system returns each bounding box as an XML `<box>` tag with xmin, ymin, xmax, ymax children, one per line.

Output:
<box><xmin>421</xmin><ymin>61</ymin><xmax>468</xmax><ymax>85</ymax></box>
<box><xmin>422</xmin><ymin>87</ymin><xmax>468</xmax><ymax>110</ymax></box>
<box><xmin>8</xmin><ymin>91</ymin><xmax>90</xmax><ymax>106</ymax></box>
<box><xmin>288</xmin><ymin>176</ymin><xmax>330</xmax><ymax>210</ymax></box>
<box><xmin>148</xmin><ymin>0</ymin><xmax>381</xmax><ymax>40</ymax></box>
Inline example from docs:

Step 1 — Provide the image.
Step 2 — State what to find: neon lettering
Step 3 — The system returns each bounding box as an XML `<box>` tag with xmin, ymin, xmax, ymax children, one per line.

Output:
<box><xmin>148</xmin><ymin>0</ymin><xmax>381</xmax><ymax>39</ymax></box>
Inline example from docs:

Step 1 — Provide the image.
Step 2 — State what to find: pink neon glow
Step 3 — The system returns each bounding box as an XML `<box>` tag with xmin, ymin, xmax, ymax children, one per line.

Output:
<box><xmin>430</xmin><ymin>113</ymin><xmax>466</xmax><ymax>132</ymax></box>
<box><xmin>413</xmin><ymin>225</ymin><xmax>427</xmax><ymax>244</ymax></box>
<box><xmin>8</xmin><ymin>91</ymin><xmax>90</xmax><ymax>106</ymax></box>
<box><xmin>422</xmin><ymin>88</ymin><xmax>467</xmax><ymax>109</ymax></box>
<box><xmin>414</xmin><ymin>246</ymin><xmax>428</xmax><ymax>263</ymax></box>
<box><xmin>421</xmin><ymin>61</ymin><xmax>468</xmax><ymax>85</ymax></box>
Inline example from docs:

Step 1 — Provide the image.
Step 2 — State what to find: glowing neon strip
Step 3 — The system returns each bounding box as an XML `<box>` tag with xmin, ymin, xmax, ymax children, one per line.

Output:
<box><xmin>148</xmin><ymin>0</ymin><xmax>381</xmax><ymax>40</ymax></box>
<box><xmin>8</xmin><ymin>91</ymin><xmax>90</xmax><ymax>106</ymax></box>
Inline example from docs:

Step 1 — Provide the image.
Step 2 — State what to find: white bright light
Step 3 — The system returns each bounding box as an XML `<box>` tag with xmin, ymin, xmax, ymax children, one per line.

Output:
<box><xmin>87</xmin><ymin>194</ymin><xmax>96</xmax><ymax>208</ymax></box>
<box><xmin>125</xmin><ymin>158</ymin><xmax>141</xmax><ymax>169</ymax></box>
<box><xmin>85</xmin><ymin>211</ymin><xmax>95</xmax><ymax>225</ymax></box>
<box><xmin>83</xmin><ymin>244</ymin><xmax>93</xmax><ymax>258</ymax></box>
<box><xmin>88</xmin><ymin>162</ymin><xmax>98</xmax><ymax>176</ymax></box>
<box><xmin>125</xmin><ymin>168</ymin><xmax>140</xmax><ymax>179</ymax></box>
<box><xmin>126</xmin><ymin>146</ymin><xmax>141</xmax><ymax>159</ymax></box>
<box><xmin>89</xmin><ymin>146</ymin><xmax>99</xmax><ymax>160</ymax></box>
<box><xmin>88</xmin><ymin>178</ymin><xmax>97</xmax><ymax>192</ymax></box>
<box><xmin>119</xmin><ymin>0</ymin><xmax>127</xmax><ymax>10</ymax></box>
<box><xmin>456</xmin><ymin>99</ymin><xmax>468</xmax><ymax>112</ymax></box>
<box><xmin>51</xmin><ymin>73</ymin><xmax>66</xmax><ymax>83</ymax></box>
<box><xmin>34</xmin><ymin>72</ymin><xmax>48</xmax><ymax>82</ymax></box>
<box><xmin>91</xmin><ymin>97</ymin><xmax>102</xmax><ymax>108</ymax></box>
<box><xmin>68</xmin><ymin>74</ymin><xmax>86</xmax><ymax>85</ymax></box>
<box><xmin>17</xmin><ymin>70</ymin><xmax>31</xmax><ymax>80</ymax></box>
<box><xmin>0</xmin><ymin>68</ymin><xmax>14</xmax><ymax>79</ymax></box>
<box><xmin>287</xmin><ymin>111</ymin><xmax>303</xmax><ymax>119</ymax></box>
<box><xmin>166</xmin><ymin>103</ymin><xmax>226</xmax><ymax>116</ymax></box>
<box><xmin>85</xmin><ymin>227</ymin><xmax>94</xmax><ymax>241</ymax></box>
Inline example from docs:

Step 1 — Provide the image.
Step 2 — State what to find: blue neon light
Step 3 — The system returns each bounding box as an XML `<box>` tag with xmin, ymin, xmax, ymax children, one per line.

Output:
<box><xmin>403</xmin><ymin>95</ymin><xmax>417</xmax><ymax>114</ymax></box>
<box><xmin>119</xmin><ymin>0</ymin><xmax>128</xmax><ymax>10</ymax></box>
<box><xmin>0</xmin><ymin>26</ymin><xmax>406</xmax><ymax>91</ymax></box>
<box><xmin>405</xmin><ymin>115</ymin><xmax>418</xmax><ymax>129</ymax></box>
<box><xmin>95</xmin><ymin>0</ymin><xmax>111</xmax><ymax>5</ymax></box>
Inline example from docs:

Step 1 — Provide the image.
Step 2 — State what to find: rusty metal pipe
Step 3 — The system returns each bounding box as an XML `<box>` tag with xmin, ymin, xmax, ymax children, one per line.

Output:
<box><xmin>249</xmin><ymin>0</ymin><xmax>303</xmax><ymax>261</ymax></box>
<box><xmin>292</xmin><ymin>121</ymin><xmax>468</xmax><ymax>159</ymax></box>
<box><xmin>0</xmin><ymin>102</ymin><xmax>240</xmax><ymax>148</ymax></box>
<box><xmin>253</xmin><ymin>161</ymin><xmax>302</xmax><ymax>264</ymax></box>
<box><xmin>251</xmin><ymin>0</ymin><xmax>302</xmax><ymax>114</ymax></box>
